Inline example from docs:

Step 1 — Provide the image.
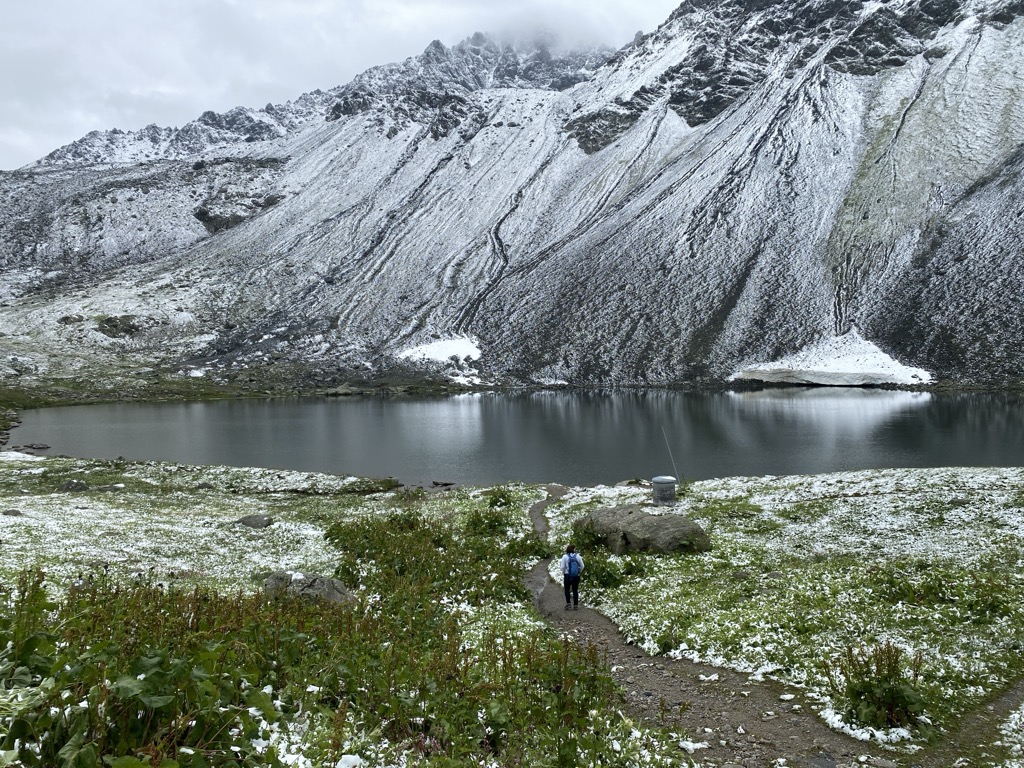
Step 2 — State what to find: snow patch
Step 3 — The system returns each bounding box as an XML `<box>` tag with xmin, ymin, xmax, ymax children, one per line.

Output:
<box><xmin>729</xmin><ymin>329</ymin><xmax>932</xmax><ymax>386</ymax></box>
<box><xmin>397</xmin><ymin>336</ymin><xmax>481</xmax><ymax>363</ymax></box>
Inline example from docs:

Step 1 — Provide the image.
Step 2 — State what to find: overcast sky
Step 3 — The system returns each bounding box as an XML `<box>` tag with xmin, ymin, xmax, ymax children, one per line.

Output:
<box><xmin>0</xmin><ymin>0</ymin><xmax>680</xmax><ymax>170</ymax></box>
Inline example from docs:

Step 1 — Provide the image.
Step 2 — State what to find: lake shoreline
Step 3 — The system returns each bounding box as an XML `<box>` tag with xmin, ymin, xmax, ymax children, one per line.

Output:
<box><xmin>8</xmin><ymin>386</ymin><xmax>1024</xmax><ymax>489</ymax></box>
<box><xmin>2</xmin><ymin>371</ymin><xmax>1008</xmax><ymax>444</ymax></box>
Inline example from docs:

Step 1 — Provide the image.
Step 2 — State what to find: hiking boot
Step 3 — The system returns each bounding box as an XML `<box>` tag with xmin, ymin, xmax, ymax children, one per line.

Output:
<box><xmin>565</xmin><ymin>604</ymin><xmax>571</xmax><ymax>611</ymax></box>
<box><xmin>573</xmin><ymin>604</ymin><xmax>578</xmax><ymax>611</ymax></box>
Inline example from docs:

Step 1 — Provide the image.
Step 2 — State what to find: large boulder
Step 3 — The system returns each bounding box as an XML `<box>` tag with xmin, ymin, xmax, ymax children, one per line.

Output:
<box><xmin>264</xmin><ymin>571</ymin><xmax>353</xmax><ymax>605</ymax></box>
<box><xmin>582</xmin><ymin>505</ymin><xmax>711</xmax><ymax>555</ymax></box>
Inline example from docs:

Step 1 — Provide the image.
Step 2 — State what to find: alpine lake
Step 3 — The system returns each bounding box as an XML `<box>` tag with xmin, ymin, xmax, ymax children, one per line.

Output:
<box><xmin>11</xmin><ymin>388</ymin><xmax>1024</xmax><ymax>487</ymax></box>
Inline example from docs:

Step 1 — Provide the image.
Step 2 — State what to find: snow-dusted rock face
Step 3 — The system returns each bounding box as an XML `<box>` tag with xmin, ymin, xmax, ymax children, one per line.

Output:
<box><xmin>1</xmin><ymin>6</ymin><xmax>1023</xmax><ymax>389</ymax></box>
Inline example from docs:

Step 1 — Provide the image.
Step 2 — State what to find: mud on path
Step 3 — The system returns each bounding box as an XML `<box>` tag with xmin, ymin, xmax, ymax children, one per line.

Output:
<box><xmin>526</xmin><ymin>487</ymin><xmax>901</xmax><ymax>768</ymax></box>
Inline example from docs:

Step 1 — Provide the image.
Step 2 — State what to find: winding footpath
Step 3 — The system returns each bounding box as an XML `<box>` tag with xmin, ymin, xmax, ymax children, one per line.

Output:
<box><xmin>524</xmin><ymin>485</ymin><xmax>1011</xmax><ymax>768</ymax></box>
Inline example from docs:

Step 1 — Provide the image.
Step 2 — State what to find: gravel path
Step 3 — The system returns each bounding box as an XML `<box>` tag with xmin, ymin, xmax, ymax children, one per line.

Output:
<box><xmin>527</xmin><ymin>487</ymin><xmax>901</xmax><ymax>768</ymax></box>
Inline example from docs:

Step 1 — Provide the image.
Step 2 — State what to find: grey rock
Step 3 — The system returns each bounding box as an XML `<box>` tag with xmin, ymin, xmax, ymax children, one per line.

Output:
<box><xmin>59</xmin><ymin>480</ymin><xmax>89</xmax><ymax>492</ymax></box>
<box><xmin>807</xmin><ymin>753</ymin><xmax>837</xmax><ymax>768</ymax></box>
<box><xmin>582</xmin><ymin>505</ymin><xmax>711</xmax><ymax>555</ymax></box>
<box><xmin>2</xmin><ymin>508</ymin><xmax>23</xmax><ymax>516</ymax></box>
<box><xmin>236</xmin><ymin>514</ymin><xmax>274</xmax><ymax>529</ymax></box>
<box><xmin>264</xmin><ymin>571</ymin><xmax>353</xmax><ymax>605</ymax></box>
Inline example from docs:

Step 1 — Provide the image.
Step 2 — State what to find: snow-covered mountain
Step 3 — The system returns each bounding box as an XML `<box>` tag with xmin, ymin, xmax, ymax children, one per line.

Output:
<box><xmin>2</xmin><ymin>3</ymin><xmax>1023</xmax><ymax>392</ymax></box>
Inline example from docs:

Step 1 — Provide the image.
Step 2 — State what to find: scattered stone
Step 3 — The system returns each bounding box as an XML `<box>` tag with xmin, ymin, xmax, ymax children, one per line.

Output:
<box><xmin>236</xmin><ymin>514</ymin><xmax>274</xmax><ymax>529</ymax></box>
<box><xmin>2</xmin><ymin>509</ymin><xmax>23</xmax><ymax>516</ymax></box>
<box><xmin>195</xmin><ymin>482</ymin><xmax>216</xmax><ymax>490</ymax></box>
<box><xmin>59</xmin><ymin>480</ymin><xmax>89</xmax><ymax>492</ymax></box>
<box><xmin>807</xmin><ymin>752</ymin><xmax>837</xmax><ymax>768</ymax></box>
<box><xmin>96</xmin><ymin>314</ymin><xmax>143</xmax><ymax>338</ymax></box>
<box><xmin>580</xmin><ymin>504</ymin><xmax>711</xmax><ymax>555</ymax></box>
<box><xmin>264</xmin><ymin>571</ymin><xmax>353</xmax><ymax>604</ymax></box>
<box><xmin>324</xmin><ymin>385</ymin><xmax>361</xmax><ymax>397</ymax></box>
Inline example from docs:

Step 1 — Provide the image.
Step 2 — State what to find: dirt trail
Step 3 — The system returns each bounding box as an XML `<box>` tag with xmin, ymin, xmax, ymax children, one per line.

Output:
<box><xmin>527</xmin><ymin>487</ymin><xmax>901</xmax><ymax>768</ymax></box>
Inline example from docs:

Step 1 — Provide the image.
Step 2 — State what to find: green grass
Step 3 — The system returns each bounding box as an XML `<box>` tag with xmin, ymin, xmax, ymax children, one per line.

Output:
<box><xmin>1</xmin><ymin>457</ymin><xmax>685</xmax><ymax>767</ymax></box>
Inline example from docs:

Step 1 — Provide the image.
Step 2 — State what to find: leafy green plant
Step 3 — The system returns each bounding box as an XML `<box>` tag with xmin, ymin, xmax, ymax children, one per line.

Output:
<box><xmin>483</xmin><ymin>486</ymin><xmax>515</xmax><ymax>509</ymax></box>
<box><xmin>464</xmin><ymin>504</ymin><xmax>513</xmax><ymax>537</ymax></box>
<box><xmin>566</xmin><ymin>518</ymin><xmax>650</xmax><ymax>590</ymax></box>
<box><xmin>824</xmin><ymin>641</ymin><xmax>926</xmax><ymax>729</ymax></box>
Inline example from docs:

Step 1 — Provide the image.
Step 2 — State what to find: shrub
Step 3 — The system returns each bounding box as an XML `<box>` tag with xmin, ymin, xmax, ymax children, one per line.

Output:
<box><xmin>566</xmin><ymin>518</ymin><xmax>649</xmax><ymax>591</ymax></box>
<box><xmin>824</xmin><ymin>641</ymin><xmax>926</xmax><ymax>729</ymax></box>
<box><xmin>484</xmin><ymin>486</ymin><xmax>515</xmax><ymax>509</ymax></box>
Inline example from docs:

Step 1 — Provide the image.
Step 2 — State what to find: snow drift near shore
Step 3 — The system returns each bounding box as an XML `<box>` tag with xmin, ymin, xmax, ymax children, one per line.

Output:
<box><xmin>729</xmin><ymin>329</ymin><xmax>933</xmax><ymax>386</ymax></box>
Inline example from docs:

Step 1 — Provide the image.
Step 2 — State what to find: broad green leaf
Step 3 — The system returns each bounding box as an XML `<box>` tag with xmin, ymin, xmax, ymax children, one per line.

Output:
<box><xmin>109</xmin><ymin>676</ymin><xmax>145</xmax><ymax>699</ymax></box>
<box><xmin>138</xmin><ymin>693</ymin><xmax>176</xmax><ymax>708</ymax></box>
<box><xmin>109</xmin><ymin>757</ymin><xmax>152</xmax><ymax>768</ymax></box>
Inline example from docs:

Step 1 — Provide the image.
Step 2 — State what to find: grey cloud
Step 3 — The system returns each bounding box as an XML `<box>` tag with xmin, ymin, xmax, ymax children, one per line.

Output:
<box><xmin>0</xmin><ymin>0</ymin><xmax>679</xmax><ymax>169</ymax></box>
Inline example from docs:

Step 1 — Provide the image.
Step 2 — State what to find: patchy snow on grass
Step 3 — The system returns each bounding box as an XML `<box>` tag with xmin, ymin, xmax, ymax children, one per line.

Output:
<box><xmin>0</xmin><ymin>455</ymin><xmax>366</xmax><ymax>589</ymax></box>
<box><xmin>544</xmin><ymin>466</ymin><xmax>1024</xmax><ymax>750</ymax></box>
<box><xmin>996</xmin><ymin>704</ymin><xmax>1024</xmax><ymax>766</ymax></box>
<box><xmin>729</xmin><ymin>328</ymin><xmax>932</xmax><ymax>386</ymax></box>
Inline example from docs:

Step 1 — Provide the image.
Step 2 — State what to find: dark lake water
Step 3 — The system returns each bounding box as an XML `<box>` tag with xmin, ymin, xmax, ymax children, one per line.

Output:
<box><xmin>10</xmin><ymin>389</ymin><xmax>1024</xmax><ymax>487</ymax></box>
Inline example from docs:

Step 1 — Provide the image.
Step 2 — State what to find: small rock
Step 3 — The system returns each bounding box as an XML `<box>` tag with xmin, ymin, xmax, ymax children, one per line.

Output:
<box><xmin>59</xmin><ymin>480</ymin><xmax>89</xmax><ymax>492</ymax></box>
<box><xmin>236</xmin><ymin>514</ymin><xmax>274</xmax><ymax>529</ymax></box>
<box><xmin>2</xmin><ymin>509</ymin><xmax>23</xmax><ymax>516</ymax></box>
<box><xmin>265</xmin><ymin>571</ymin><xmax>353</xmax><ymax>604</ymax></box>
<box><xmin>195</xmin><ymin>481</ymin><xmax>215</xmax><ymax>490</ymax></box>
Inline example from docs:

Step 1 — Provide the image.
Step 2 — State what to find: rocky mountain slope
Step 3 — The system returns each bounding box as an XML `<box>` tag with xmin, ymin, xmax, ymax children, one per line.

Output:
<box><xmin>2</xmin><ymin>1</ymin><xmax>1023</xmax><ymax>391</ymax></box>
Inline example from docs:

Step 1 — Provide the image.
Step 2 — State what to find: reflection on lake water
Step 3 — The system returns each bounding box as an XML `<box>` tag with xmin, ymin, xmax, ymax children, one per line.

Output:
<box><xmin>11</xmin><ymin>389</ymin><xmax>1024</xmax><ymax>487</ymax></box>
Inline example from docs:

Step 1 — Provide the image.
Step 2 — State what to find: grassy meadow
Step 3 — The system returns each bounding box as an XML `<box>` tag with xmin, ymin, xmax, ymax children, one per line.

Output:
<box><xmin>3</xmin><ymin>451</ymin><xmax>1024</xmax><ymax>766</ymax></box>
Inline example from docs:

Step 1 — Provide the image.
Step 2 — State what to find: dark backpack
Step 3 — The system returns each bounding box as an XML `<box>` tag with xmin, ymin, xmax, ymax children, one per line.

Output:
<box><xmin>567</xmin><ymin>553</ymin><xmax>581</xmax><ymax>578</ymax></box>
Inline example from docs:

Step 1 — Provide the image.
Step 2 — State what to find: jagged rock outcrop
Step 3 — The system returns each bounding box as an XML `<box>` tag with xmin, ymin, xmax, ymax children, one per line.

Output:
<box><xmin>1</xmin><ymin>5</ymin><xmax>1023</xmax><ymax>389</ymax></box>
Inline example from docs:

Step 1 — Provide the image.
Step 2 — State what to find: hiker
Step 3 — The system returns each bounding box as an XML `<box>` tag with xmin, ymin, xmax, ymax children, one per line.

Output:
<box><xmin>560</xmin><ymin>544</ymin><xmax>584</xmax><ymax>610</ymax></box>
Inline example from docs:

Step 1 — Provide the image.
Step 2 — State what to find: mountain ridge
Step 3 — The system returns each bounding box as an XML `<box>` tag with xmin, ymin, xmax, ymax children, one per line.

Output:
<box><xmin>2</xmin><ymin>1</ymin><xmax>1023</xmax><ymax>392</ymax></box>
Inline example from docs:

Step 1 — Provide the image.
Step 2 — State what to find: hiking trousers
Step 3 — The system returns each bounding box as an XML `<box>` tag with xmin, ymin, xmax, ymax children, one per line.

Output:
<box><xmin>563</xmin><ymin>574</ymin><xmax>580</xmax><ymax>607</ymax></box>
